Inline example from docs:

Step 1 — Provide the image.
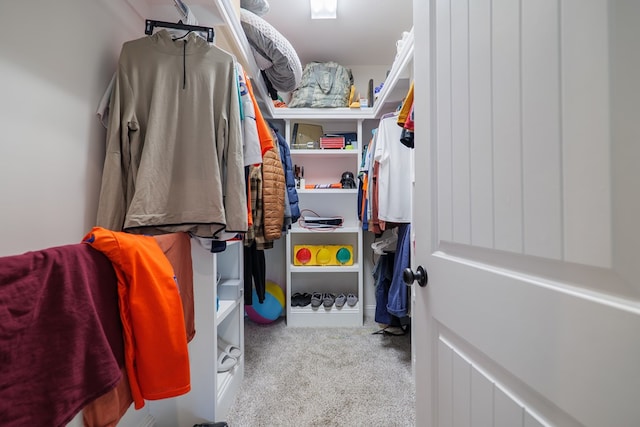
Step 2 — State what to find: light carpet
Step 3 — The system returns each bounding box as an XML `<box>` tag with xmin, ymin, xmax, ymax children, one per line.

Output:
<box><xmin>225</xmin><ymin>317</ymin><xmax>415</xmax><ymax>427</ymax></box>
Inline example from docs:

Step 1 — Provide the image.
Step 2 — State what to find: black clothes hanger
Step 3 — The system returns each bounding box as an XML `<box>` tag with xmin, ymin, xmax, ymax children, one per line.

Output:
<box><xmin>144</xmin><ymin>19</ymin><xmax>214</xmax><ymax>43</ymax></box>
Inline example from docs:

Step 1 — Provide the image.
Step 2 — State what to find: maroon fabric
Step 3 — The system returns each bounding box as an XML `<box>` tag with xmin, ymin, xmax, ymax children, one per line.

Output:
<box><xmin>0</xmin><ymin>244</ymin><xmax>123</xmax><ymax>427</ymax></box>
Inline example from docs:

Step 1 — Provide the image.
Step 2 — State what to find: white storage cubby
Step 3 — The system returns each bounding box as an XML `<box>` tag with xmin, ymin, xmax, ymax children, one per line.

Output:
<box><xmin>277</xmin><ymin>116</ymin><xmax>365</xmax><ymax>327</ymax></box>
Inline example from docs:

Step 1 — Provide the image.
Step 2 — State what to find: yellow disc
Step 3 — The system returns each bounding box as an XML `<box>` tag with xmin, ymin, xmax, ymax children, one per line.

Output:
<box><xmin>316</xmin><ymin>248</ymin><xmax>331</xmax><ymax>264</ymax></box>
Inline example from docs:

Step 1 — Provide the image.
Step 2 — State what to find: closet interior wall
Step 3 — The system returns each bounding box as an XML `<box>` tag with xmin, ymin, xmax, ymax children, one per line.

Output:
<box><xmin>0</xmin><ymin>0</ymin><xmax>143</xmax><ymax>257</ymax></box>
<box><xmin>1</xmin><ymin>1</ymin><xmax>152</xmax><ymax>426</ymax></box>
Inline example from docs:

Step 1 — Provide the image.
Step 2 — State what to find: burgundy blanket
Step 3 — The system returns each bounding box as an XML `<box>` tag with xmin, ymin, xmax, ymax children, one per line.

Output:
<box><xmin>0</xmin><ymin>244</ymin><xmax>123</xmax><ymax>427</ymax></box>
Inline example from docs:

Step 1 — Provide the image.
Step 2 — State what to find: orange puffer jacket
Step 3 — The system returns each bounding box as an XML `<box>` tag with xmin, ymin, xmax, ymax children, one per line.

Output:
<box><xmin>261</xmin><ymin>146</ymin><xmax>285</xmax><ymax>240</ymax></box>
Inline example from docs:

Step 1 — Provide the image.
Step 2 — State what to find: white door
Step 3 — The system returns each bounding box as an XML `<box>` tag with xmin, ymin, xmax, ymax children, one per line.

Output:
<box><xmin>411</xmin><ymin>1</ymin><xmax>640</xmax><ymax>426</ymax></box>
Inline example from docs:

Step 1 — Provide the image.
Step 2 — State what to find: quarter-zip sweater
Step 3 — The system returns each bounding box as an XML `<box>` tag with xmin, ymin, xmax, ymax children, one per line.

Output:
<box><xmin>97</xmin><ymin>30</ymin><xmax>247</xmax><ymax>237</ymax></box>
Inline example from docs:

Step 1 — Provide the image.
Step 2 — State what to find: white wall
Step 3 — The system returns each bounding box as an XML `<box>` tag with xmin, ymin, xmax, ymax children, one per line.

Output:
<box><xmin>347</xmin><ymin>65</ymin><xmax>389</xmax><ymax>106</ymax></box>
<box><xmin>0</xmin><ymin>0</ymin><xmax>142</xmax><ymax>257</ymax></box>
<box><xmin>0</xmin><ymin>2</ymin><xmax>158</xmax><ymax>425</ymax></box>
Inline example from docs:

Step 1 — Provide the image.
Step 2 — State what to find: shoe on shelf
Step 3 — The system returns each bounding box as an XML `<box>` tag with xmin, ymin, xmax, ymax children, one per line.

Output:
<box><xmin>346</xmin><ymin>293</ymin><xmax>358</xmax><ymax>307</ymax></box>
<box><xmin>217</xmin><ymin>348</ymin><xmax>237</xmax><ymax>373</ymax></box>
<box><xmin>218</xmin><ymin>339</ymin><xmax>241</xmax><ymax>359</ymax></box>
<box><xmin>335</xmin><ymin>293</ymin><xmax>347</xmax><ymax>308</ymax></box>
<box><xmin>300</xmin><ymin>292</ymin><xmax>312</xmax><ymax>307</ymax></box>
<box><xmin>323</xmin><ymin>293</ymin><xmax>336</xmax><ymax>308</ymax></box>
<box><xmin>291</xmin><ymin>292</ymin><xmax>302</xmax><ymax>307</ymax></box>
<box><xmin>310</xmin><ymin>292</ymin><xmax>323</xmax><ymax>308</ymax></box>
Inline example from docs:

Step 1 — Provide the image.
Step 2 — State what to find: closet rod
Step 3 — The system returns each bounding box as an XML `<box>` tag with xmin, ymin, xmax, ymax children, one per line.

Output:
<box><xmin>144</xmin><ymin>19</ymin><xmax>214</xmax><ymax>43</ymax></box>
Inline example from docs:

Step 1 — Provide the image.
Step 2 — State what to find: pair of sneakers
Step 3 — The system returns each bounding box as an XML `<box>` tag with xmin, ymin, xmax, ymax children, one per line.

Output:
<box><xmin>310</xmin><ymin>292</ymin><xmax>335</xmax><ymax>308</ymax></box>
<box><xmin>310</xmin><ymin>292</ymin><xmax>326</xmax><ymax>308</ymax></box>
<box><xmin>291</xmin><ymin>292</ymin><xmax>312</xmax><ymax>307</ymax></box>
<box><xmin>335</xmin><ymin>293</ymin><xmax>358</xmax><ymax>308</ymax></box>
<box><xmin>309</xmin><ymin>292</ymin><xmax>359</xmax><ymax>308</ymax></box>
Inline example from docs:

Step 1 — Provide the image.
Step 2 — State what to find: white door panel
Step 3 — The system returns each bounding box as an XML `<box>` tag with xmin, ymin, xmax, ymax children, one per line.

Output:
<box><xmin>521</xmin><ymin>0</ymin><xmax>562</xmax><ymax>259</ymax></box>
<box><xmin>561</xmin><ymin>0</ymin><xmax>612</xmax><ymax>268</ymax></box>
<box><xmin>468</xmin><ymin>0</ymin><xmax>493</xmax><ymax>249</ymax></box>
<box><xmin>486</xmin><ymin>0</ymin><xmax>524</xmax><ymax>254</ymax></box>
<box><xmin>412</xmin><ymin>0</ymin><xmax>640</xmax><ymax>426</ymax></box>
<box><xmin>450</xmin><ymin>0</ymin><xmax>471</xmax><ymax>245</ymax></box>
<box><xmin>431</xmin><ymin>251</ymin><xmax>640</xmax><ymax>426</ymax></box>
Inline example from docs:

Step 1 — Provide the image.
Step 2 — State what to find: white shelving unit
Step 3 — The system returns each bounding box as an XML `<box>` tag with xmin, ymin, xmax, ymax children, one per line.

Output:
<box><xmin>272</xmin><ymin>29</ymin><xmax>414</xmax><ymax>327</ymax></box>
<box><xmin>214</xmin><ymin>240</ymin><xmax>244</xmax><ymax>419</ymax></box>
<box><xmin>281</xmin><ymin>117</ymin><xmax>365</xmax><ymax>327</ymax></box>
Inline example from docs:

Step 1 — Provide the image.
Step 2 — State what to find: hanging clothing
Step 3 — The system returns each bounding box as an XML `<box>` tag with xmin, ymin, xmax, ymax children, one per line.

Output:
<box><xmin>244</xmin><ymin>70</ymin><xmax>275</xmax><ymax>156</ymax></box>
<box><xmin>244</xmin><ymin>165</ymin><xmax>268</xmax><ymax>305</ymax></box>
<box><xmin>152</xmin><ymin>232</ymin><xmax>195</xmax><ymax>341</ymax></box>
<box><xmin>243</xmin><ymin>70</ymin><xmax>284</xmax><ymax>241</ymax></box>
<box><xmin>262</xmin><ymin>146</ymin><xmax>286</xmax><ymax>241</ymax></box>
<box><xmin>82</xmin><ymin>232</ymin><xmax>194</xmax><ymax>427</ymax></box>
<box><xmin>373</xmin><ymin>114</ymin><xmax>412</xmax><ymax>224</ymax></box>
<box><xmin>0</xmin><ymin>244</ymin><xmax>123</xmax><ymax>427</ymax></box>
<box><xmin>97</xmin><ymin>30</ymin><xmax>246</xmax><ymax>238</ymax></box>
<box><xmin>387</xmin><ymin>223</ymin><xmax>411</xmax><ymax>318</ymax></box>
<box><xmin>398</xmin><ymin>83</ymin><xmax>415</xmax><ymax>148</ymax></box>
<box><xmin>397</xmin><ymin>81</ymin><xmax>414</xmax><ymax>127</ymax></box>
<box><xmin>238</xmin><ymin>65</ymin><xmax>263</xmax><ymax>166</ymax></box>
<box><xmin>373</xmin><ymin>252</ymin><xmax>399</xmax><ymax>326</ymax></box>
<box><xmin>271</xmin><ymin>122</ymin><xmax>300</xmax><ymax>224</ymax></box>
<box><xmin>83</xmin><ymin>227</ymin><xmax>190</xmax><ymax>410</ymax></box>
<box><xmin>244</xmin><ymin>241</ymin><xmax>266</xmax><ymax>305</ymax></box>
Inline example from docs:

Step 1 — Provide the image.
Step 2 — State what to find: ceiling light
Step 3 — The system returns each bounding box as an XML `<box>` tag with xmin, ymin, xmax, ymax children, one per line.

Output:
<box><xmin>310</xmin><ymin>0</ymin><xmax>337</xmax><ymax>19</ymax></box>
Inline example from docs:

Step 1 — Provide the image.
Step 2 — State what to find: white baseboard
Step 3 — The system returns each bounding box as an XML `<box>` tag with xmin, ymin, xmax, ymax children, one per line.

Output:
<box><xmin>137</xmin><ymin>414</ymin><xmax>156</xmax><ymax>427</ymax></box>
<box><xmin>364</xmin><ymin>304</ymin><xmax>376</xmax><ymax>322</ymax></box>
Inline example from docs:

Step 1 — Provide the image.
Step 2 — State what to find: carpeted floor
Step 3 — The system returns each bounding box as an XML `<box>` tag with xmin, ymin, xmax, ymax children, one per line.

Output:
<box><xmin>225</xmin><ymin>317</ymin><xmax>415</xmax><ymax>427</ymax></box>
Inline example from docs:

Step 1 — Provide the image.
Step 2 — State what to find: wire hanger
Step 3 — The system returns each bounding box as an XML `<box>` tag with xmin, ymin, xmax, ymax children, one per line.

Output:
<box><xmin>144</xmin><ymin>19</ymin><xmax>214</xmax><ymax>43</ymax></box>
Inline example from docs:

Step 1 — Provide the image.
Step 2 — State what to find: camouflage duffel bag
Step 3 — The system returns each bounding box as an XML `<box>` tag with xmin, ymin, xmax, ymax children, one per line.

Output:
<box><xmin>288</xmin><ymin>61</ymin><xmax>353</xmax><ymax>108</ymax></box>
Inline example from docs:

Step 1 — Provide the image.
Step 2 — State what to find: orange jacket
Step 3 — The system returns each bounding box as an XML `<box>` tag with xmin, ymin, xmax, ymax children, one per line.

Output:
<box><xmin>83</xmin><ymin>227</ymin><xmax>190</xmax><ymax>409</ymax></box>
<box><xmin>244</xmin><ymin>71</ymin><xmax>275</xmax><ymax>156</ymax></box>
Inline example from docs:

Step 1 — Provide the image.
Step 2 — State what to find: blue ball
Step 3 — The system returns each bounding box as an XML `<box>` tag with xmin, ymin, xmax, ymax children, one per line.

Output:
<box><xmin>245</xmin><ymin>287</ymin><xmax>283</xmax><ymax>323</ymax></box>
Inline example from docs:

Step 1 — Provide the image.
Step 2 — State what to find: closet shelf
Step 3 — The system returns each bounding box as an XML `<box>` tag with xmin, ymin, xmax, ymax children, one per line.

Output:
<box><xmin>296</xmin><ymin>188</ymin><xmax>358</xmax><ymax>194</ymax></box>
<box><xmin>290</xmin><ymin>224</ymin><xmax>361</xmax><ymax>233</ymax></box>
<box><xmin>290</xmin><ymin>263</ymin><xmax>360</xmax><ymax>273</ymax></box>
<box><xmin>290</xmin><ymin>304</ymin><xmax>360</xmax><ymax>313</ymax></box>
<box><xmin>271</xmin><ymin>107</ymin><xmax>372</xmax><ymax>120</ymax></box>
<box><xmin>216</xmin><ymin>359</ymin><xmax>241</xmax><ymax>395</ymax></box>
<box><xmin>286</xmin><ymin>307</ymin><xmax>362</xmax><ymax>327</ymax></box>
<box><xmin>269</xmin><ymin>28</ymin><xmax>414</xmax><ymax>120</ymax></box>
<box><xmin>290</xmin><ymin>149</ymin><xmax>359</xmax><ymax>156</ymax></box>
<box><xmin>370</xmin><ymin>28</ymin><xmax>414</xmax><ymax>118</ymax></box>
<box><xmin>217</xmin><ymin>297</ymin><xmax>240</xmax><ymax>325</ymax></box>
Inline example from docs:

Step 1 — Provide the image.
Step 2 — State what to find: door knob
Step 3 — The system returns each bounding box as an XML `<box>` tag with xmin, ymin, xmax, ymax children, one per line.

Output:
<box><xmin>403</xmin><ymin>266</ymin><xmax>428</xmax><ymax>287</ymax></box>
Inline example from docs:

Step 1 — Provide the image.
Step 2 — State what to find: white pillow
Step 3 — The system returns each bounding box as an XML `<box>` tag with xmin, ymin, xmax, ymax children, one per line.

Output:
<box><xmin>240</xmin><ymin>8</ymin><xmax>302</xmax><ymax>93</ymax></box>
<box><xmin>240</xmin><ymin>0</ymin><xmax>270</xmax><ymax>16</ymax></box>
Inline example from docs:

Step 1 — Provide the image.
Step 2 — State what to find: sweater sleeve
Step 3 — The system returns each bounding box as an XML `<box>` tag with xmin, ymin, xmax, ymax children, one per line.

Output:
<box><xmin>96</xmin><ymin>63</ymin><xmax>136</xmax><ymax>231</ymax></box>
<box><xmin>220</xmin><ymin>62</ymin><xmax>248</xmax><ymax>233</ymax></box>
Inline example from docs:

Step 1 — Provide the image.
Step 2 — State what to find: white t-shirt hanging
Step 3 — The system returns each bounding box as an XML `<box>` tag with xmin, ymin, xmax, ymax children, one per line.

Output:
<box><xmin>373</xmin><ymin>114</ymin><xmax>412</xmax><ymax>223</ymax></box>
<box><xmin>237</xmin><ymin>64</ymin><xmax>263</xmax><ymax>166</ymax></box>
